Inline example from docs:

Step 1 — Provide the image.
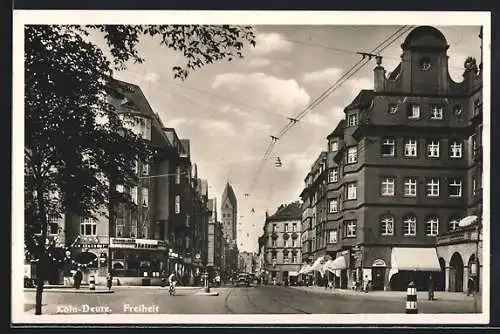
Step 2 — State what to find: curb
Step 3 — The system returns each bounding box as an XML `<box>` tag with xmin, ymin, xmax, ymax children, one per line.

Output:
<box><xmin>290</xmin><ymin>287</ymin><xmax>475</xmax><ymax>302</ymax></box>
<box><xmin>24</xmin><ymin>288</ymin><xmax>114</xmax><ymax>294</ymax></box>
<box><xmin>195</xmin><ymin>292</ymin><xmax>219</xmax><ymax>296</ymax></box>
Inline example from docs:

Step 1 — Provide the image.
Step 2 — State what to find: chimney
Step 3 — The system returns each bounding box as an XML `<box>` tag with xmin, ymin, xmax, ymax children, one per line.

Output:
<box><xmin>374</xmin><ymin>55</ymin><xmax>386</xmax><ymax>92</ymax></box>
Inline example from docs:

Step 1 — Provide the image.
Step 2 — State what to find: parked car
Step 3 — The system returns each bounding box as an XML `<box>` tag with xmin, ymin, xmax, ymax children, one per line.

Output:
<box><xmin>236</xmin><ymin>273</ymin><xmax>250</xmax><ymax>287</ymax></box>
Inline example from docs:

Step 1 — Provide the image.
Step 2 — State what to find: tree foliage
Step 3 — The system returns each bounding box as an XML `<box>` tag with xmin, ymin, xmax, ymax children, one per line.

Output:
<box><xmin>24</xmin><ymin>24</ymin><xmax>255</xmax><ymax>314</ymax></box>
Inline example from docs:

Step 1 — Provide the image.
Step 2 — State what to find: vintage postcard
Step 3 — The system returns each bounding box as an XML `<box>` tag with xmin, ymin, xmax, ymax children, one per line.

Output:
<box><xmin>12</xmin><ymin>10</ymin><xmax>490</xmax><ymax>325</ymax></box>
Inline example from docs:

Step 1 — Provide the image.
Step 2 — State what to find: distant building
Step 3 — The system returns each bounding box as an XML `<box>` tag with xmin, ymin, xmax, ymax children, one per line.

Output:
<box><xmin>207</xmin><ymin>198</ymin><xmax>224</xmax><ymax>276</ymax></box>
<box><xmin>261</xmin><ymin>202</ymin><xmax>302</xmax><ymax>285</ymax></box>
<box><xmin>221</xmin><ymin>182</ymin><xmax>238</xmax><ymax>243</ymax></box>
<box><xmin>238</xmin><ymin>251</ymin><xmax>256</xmax><ymax>273</ymax></box>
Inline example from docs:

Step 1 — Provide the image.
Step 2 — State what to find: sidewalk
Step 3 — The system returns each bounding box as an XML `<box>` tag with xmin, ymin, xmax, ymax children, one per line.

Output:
<box><xmin>290</xmin><ymin>286</ymin><xmax>479</xmax><ymax>302</ymax></box>
<box><xmin>24</xmin><ymin>284</ymin><xmax>204</xmax><ymax>292</ymax></box>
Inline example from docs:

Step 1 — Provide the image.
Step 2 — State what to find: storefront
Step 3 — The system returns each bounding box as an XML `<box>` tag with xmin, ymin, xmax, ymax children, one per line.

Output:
<box><xmin>109</xmin><ymin>237</ymin><xmax>169</xmax><ymax>284</ymax></box>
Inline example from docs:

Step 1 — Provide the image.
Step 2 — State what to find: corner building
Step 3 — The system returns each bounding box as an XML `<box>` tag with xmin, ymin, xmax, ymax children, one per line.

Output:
<box><xmin>302</xmin><ymin>26</ymin><xmax>483</xmax><ymax>291</ymax></box>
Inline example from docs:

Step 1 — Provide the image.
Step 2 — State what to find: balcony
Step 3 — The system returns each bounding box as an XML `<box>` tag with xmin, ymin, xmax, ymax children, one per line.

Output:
<box><xmin>436</xmin><ymin>228</ymin><xmax>479</xmax><ymax>246</ymax></box>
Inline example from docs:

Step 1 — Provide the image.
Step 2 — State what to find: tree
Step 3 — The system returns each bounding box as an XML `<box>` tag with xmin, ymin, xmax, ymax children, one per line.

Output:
<box><xmin>24</xmin><ymin>24</ymin><xmax>255</xmax><ymax>315</ymax></box>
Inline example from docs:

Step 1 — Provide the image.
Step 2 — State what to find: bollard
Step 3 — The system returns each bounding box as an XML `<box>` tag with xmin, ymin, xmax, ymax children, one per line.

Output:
<box><xmin>89</xmin><ymin>275</ymin><xmax>96</xmax><ymax>291</ymax></box>
<box><xmin>204</xmin><ymin>271</ymin><xmax>210</xmax><ymax>293</ymax></box>
<box><xmin>406</xmin><ymin>281</ymin><xmax>418</xmax><ymax>314</ymax></box>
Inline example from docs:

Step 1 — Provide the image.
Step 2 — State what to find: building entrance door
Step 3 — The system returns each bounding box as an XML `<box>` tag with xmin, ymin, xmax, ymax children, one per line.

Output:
<box><xmin>449</xmin><ymin>252</ymin><xmax>464</xmax><ymax>292</ymax></box>
<box><xmin>372</xmin><ymin>267</ymin><xmax>385</xmax><ymax>290</ymax></box>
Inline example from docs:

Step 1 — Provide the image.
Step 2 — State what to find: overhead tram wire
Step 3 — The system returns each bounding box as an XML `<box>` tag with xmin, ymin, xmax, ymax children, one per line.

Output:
<box><xmin>246</xmin><ymin>25</ymin><xmax>414</xmax><ymax>194</ymax></box>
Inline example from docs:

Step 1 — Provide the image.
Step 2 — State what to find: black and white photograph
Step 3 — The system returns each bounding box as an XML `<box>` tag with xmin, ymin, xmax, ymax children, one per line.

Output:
<box><xmin>12</xmin><ymin>10</ymin><xmax>490</xmax><ymax>324</ymax></box>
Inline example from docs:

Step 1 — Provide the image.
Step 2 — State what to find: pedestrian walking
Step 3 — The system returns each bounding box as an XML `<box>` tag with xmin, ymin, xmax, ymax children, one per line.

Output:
<box><xmin>363</xmin><ymin>275</ymin><xmax>370</xmax><ymax>293</ymax></box>
<box><xmin>428</xmin><ymin>273</ymin><xmax>435</xmax><ymax>300</ymax></box>
<box><xmin>467</xmin><ymin>276</ymin><xmax>475</xmax><ymax>296</ymax></box>
<box><xmin>73</xmin><ymin>270</ymin><xmax>82</xmax><ymax>289</ymax></box>
<box><xmin>106</xmin><ymin>272</ymin><xmax>113</xmax><ymax>291</ymax></box>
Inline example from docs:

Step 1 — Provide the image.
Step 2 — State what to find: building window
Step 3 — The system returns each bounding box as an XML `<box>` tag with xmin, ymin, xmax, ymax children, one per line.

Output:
<box><xmin>449</xmin><ymin>141</ymin><xmax>463</xmax><ymax>158</ymax></box>
<box><xmin>448</xmin><ymin>217</ymin><xmax>460</xmax><ymax>231</ymax></box>
<box><xmin>426</xmin><ymin>178</ymin><xmax>440</xmax><ymax>197</ymax></box>
<box><xmin>381</xmin><ymin>177</ymin><xmax>395</xmax><ymax>196</ymax></box>
<box><xmin>448</xmin><ymin>178</ymin><xmax>462</xmax><ymax>198</ymax></box>
<box><xmin>404</xmin><ymin>138</ymin><xmax>418</xmax><ymax>157</ymax></box>
<box><xmin>284</xmin><ymin>239</ymin><xmax>288</xmax><ymax>247</ymax></box>
<box><xmin>471</xmin><ymin>134</ymin><xmax>478</xmax><ymax>157</ymax></box>
<box><xmin>271</xmin><ymin>252</ymin><xmax>277</xmax><ymax>261</ymax></box>
<box><xmin>427</xmin><ymin>140</ymin><xmax>440</xmax><ymax>158</ymax></box>
<box><xmin>348</xmin><ymin>113</ymin><xmax>358</xmax><ymax>127</ymax></box>
<box><xmin>131</xmin><ymin>187</ymin><xmax>138</xmax><ymax>204</ymax></box>
<box><xmin>404</xmin><ymin>177</ymin><xmax>417</xmax><ymax>197</ymax></box>
<box><xmin>426</xmin><ymin>216</ymin><xmax>439</xmax><ymax>236</ymax></box>
<box><xmin>292</xmin><ymin>239</ymin><xmax>296</xmax><ymax>247</ymax></box>
<box><xmin>329</xmin><ymin>199</ymin><xmax>338</xmax><ymax>213</ymax></box>
<box><xmin>272</xmin><ymin>239</ymin><xmax>277</xmax><ymax>247</ymax></box>
<box><xmin>388</xmin><ymin>103</ymin><xmax>398</xmax><ymax>114</ymax></box>
<box><xmin>380</xmin><ymin>216</ymin><xmax>394</xmax><ymax>236</ymax></box>
<box><xmin>284</xmin><ymin>224</ymin><xmax>289</xmax><ymax>232</ymax></box>
<box><xmin>80</xmin><ymin>218</ymin><xmax>97</xmax><ymax>236</ymax></box>
<box><xmin>292</xmin><ymin>254</ymin><xmax>297</xmax><ymax>263</ymax></box>
<box><xmin>330</xmin><ymin>141</ymin><xmax>338</xmax><ymax>152</ymax></box>
<box><xmin>47</xmin><ymin>217</ymin><xmax>59</xmax><ymax>235</ymax></box>
<box><xmin>134</xmin><ymin>159</ymin><xmax>139</xmax><ymax>174</ymax></box>
<box><xmin>453</xmin><ymin>104</ymin><xmax>462</xmax><ymax>116</ymax></box>
<box><xmin>329</xmin><ymin>230</ymin><xmax>338</xmax><ymax>244</ymax></box>
<box><xmin>403</xmin><ymin>216</ymin><xmax>417</xmax><ymax>236</ymax></box>
<box><xmin>430</xmin><ymin>105</ymin><xmax>443</xmax><ymax>120</ymax></box>
<box><xmin>347</xmin><ymin>147</ymin><xmax>358</xmax><ymax>164</ymax></box>
<box><xmin>116</xmin><ymin>184</ymin><xmax>124</xmax><ymax>193</ymax></box>
<box><xmin>473</xmin><ymin>99</ymin><xmax>481</xmax><ymax>115</ymax></box>
<box><xmin>292</xmin><ymin>223</ymin><xmax>297</xmax><ymax>232</ymax></box>
<box><xmin>142</xmin><ymin>162</ymin><xmax>149</xmax><ymax>176</ymax></box>
<box><xmin>115</xmin><ymin>217</ymin><xmax>124</xmax><ymax>237</ymax></box>
<box><xmin>472</xmin><ymin>177</ymin><xmax>477</xmax><ymax>196</ymax></box>
<box><xmin>130</xmin><ymin>217</ymin><xmax>137</xmax><ymax>238</ymax></box>
<box><xmin>407</xmin><ymin>104</ymin><xmax>420</xmax><ymax>119</ymax></box>
<box><xmin>175</xmin><ymin>195</ymin><xmax>181</xmax><ymax>214</ymax></box>
<box><xmin>381</xmin><ymin>138</ymin><xmax>395</xmax><ymax>156</ymax></box>
<box><xmin>272</xmin><ymin>224</ymin><xmax>277</xmax><ymax>232</ymax></box>
<box><xmin>328</xmin><ymin>168</ymin><xmax>339</xmax><ymax>183</ymax></box>
<box><xmin>346</xmin><ymin>182</ymin><xmax>357</xmax><ymax>200</ymax></box>
<box><xmin>175</xmin><ymin>167</ymin><xmax>181</xmax><ymax>184</ymax></box>
<box><xmin>283</xmin><ymin>252</ymin><xmax>289</xmax><ymax>263</ymax></box>
<box><xmin>344</xmin><ymin>220</ymin><xmax>357</xmax><ymax>238</ymax></box>
<box><xmin>141</xmin><ymin>187</ymin><xmax>149</xmax><ymax>206</ymax></box>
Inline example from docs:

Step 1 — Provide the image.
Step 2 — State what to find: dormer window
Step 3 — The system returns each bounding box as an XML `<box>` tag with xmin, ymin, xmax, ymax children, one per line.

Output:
<box><xmin>420</xmin><ymin>58</ymin><xmax>432</xmax><ymax>71</ymax></box>
<box><xmin>430</xmin><ymin>105</ymin><xmax>443</xmax><ymax>120</ymax></box>
<box><xmin>348</xmin><ymin>113</ymin><xmax>358</xmax><ymax>127</ymax></box>
<box><xmin>330</xmin><ymin>141</ymin><xmax>338</xmax><ymax>152</ymax></box>
<box><xmin>388</xmin><ymin>104</ymin><xmax>398</xmax><ymax>114</ymax></box>
<box><xmin>408</xmin><ymin>104</ymin><xmax>420</xmax><ymax>120</ymax></box>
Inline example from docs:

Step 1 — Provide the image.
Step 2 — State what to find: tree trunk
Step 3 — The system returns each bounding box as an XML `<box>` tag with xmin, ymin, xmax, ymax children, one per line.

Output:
<box><xmin>35</xmin><ymin>184</ymin><xmax>48</xmax><ymax>315</ymax></box>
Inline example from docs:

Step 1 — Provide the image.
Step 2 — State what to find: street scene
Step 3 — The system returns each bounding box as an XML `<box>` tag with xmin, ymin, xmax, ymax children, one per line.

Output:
<box><xmin>24</xmin><ymin>284</ymin><xmax>479</xmax><ymax>315</ymax></box>
<box><xmin>15</xmin><ymin>11</ymin><xmax>488</xmax><ymax>323</ymax></box>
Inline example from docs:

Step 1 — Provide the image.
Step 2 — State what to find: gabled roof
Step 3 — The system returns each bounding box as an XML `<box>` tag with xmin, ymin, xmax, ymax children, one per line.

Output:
<box><xmin>107</xmin><ymin>78</ymin><xmax>155</xmax><ymax>119</ymax></box>
<box><xmin>267</xmin><ymin>201</ymin><xmax>302</xmax><ymax>222</ymax></box>
<box><xmin>344</xmin><ymin>89</ymin><xmax>374</xmax><ymax>111</ymax></box>
<box><xmin>327</xmin><ymin>119</ymin><xmax>345</xmax><ymax>139</ymax></box>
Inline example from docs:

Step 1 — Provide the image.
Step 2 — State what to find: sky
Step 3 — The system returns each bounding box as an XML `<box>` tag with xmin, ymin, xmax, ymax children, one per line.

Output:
<box><xmin>92</xmin><ymin>25</ymin><xmax>481</xmax><ymax>253</ymax></box>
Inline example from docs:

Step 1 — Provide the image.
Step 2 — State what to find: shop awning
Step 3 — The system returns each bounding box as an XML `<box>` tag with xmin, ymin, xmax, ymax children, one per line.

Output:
<box><xmin>323</xmin><ymin>256</ymin><xmax>347</xmax><ymax>273</ymax></box>
<box><xmin>311</xmin><ymin>256</ymin><xmax>326</xmax><ymax>271</ymax></box>
<box><xmin>299</xmin><ymin>264</ymin><xmax>312</xmax><ymax>274</ymax></box>
<box><xmin>459</xmin><ymin>215</ymin><xmax>478</xmax><ymax>227</ymax></box>
<box><xmin>389</xmin><ymin>247</ymin><xmax>441</xmax><ymax>279</ymax></box>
